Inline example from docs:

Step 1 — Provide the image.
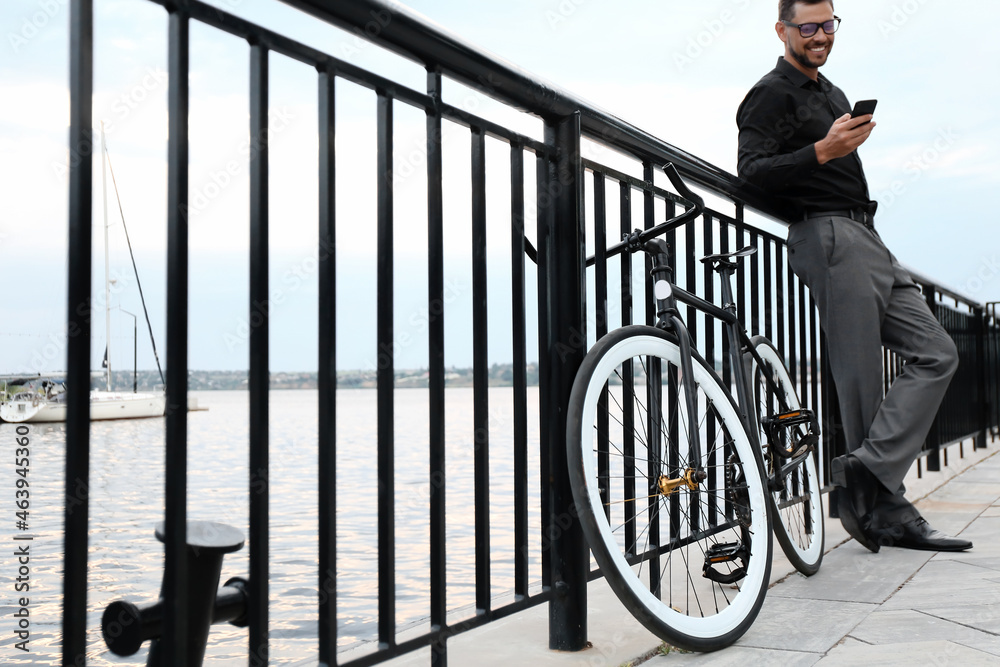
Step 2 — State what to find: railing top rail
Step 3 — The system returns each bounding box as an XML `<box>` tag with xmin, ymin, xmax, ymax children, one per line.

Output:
<box><xmin>278</xmin><ymin>0</ymin><xmax>783</xmax><ymax>217</ymax></box>
<box><xmin>277</xmin><ymin>0</ymin><xmax>986</xmax><ymax>311</ymax></box>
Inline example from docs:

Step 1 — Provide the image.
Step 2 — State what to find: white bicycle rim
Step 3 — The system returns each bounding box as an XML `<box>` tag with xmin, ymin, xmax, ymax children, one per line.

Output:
<box><xmin>577</xmin><ymin>332</ymin><xmax>770</xmax><ymax>642</ymax></box>
<box><xmin>752</xmin><ymin>339</ymin><xmax>824</xmax><ymax>568</ymax></box>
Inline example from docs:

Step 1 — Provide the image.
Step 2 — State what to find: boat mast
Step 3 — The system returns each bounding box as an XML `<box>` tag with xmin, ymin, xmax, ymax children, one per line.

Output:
<box><xmin>101</xmin><ymin>122</ymin><xmax>111</xmax><ymax>392</ymax></box>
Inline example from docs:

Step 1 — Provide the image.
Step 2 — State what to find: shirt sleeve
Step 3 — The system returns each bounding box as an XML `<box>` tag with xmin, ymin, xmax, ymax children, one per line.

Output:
<box><xmin>736</xmin><ymin>85</ymin><xmax>819</xmax><ymax>193</ymax></box>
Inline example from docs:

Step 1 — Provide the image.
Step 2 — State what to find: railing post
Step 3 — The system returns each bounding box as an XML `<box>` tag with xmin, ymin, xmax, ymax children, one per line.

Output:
<box><xmin>539</xmin><ymin>111</ymin><xmax>588</xmax><ymax>651</ymax></box>
<box><xmin>65</xmin><ymin>1</ymin><xmax>94</xmax><ymax>663</ymax></box>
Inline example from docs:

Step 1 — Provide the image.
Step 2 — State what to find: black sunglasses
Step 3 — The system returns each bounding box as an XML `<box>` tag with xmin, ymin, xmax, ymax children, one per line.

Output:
<box><xmin>782</xmin><ymin>16</ymin><xmax>841</xmax><ymax>37</ymax></box>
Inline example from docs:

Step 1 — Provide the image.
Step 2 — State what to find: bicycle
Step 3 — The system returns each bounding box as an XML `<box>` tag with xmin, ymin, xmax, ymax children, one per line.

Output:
<box><xmin>566</xmin><ymin>163</ymin><xmax>824</xmax><ymax>651</ymax></box>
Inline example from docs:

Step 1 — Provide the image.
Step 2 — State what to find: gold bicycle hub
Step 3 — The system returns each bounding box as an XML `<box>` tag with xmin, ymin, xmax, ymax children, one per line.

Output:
<box><xmin>657</xmin><ymin>468</ymin><xmax>707</xmax><ymax>496</ymax></box>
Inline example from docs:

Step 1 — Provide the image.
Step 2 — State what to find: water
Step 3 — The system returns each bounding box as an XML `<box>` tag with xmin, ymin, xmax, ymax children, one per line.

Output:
<box><xmin>0</xmin><ymin>387</ymin><xmax>544</xmax><ymax>665</ymax></box>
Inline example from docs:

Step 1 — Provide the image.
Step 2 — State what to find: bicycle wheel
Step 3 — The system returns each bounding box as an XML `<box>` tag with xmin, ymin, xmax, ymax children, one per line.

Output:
<box><xmin>748</xmin><ymin>336</ymin><xmax>824</xmax><ymax>575</ymax></box>
<box><xmin>567</xmin><ymin>325</ymin><xmax>771</xmax><ymax>652</ymax></box>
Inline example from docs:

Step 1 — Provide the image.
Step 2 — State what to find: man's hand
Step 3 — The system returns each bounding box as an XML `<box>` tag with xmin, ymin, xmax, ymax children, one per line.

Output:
<box><xmin>814</xmin><ymin>113</ymin><xmax>875</xmax><ymax>165</ymax></box>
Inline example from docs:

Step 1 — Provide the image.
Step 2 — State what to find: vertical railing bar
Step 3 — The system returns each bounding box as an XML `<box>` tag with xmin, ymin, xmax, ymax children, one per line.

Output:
<box><xmin>317</xmin><ymin>67</ymin><xmax>338</xmax><ymax>666</ymax></box>
<box><xmin>471</xmin><ymin>127</ymin><xmax>491</xmax><ymax>615</ymax></box>
<box><xmin>749</xmin><ymin>230</ymin><xmax>760</xmax><ymax>336</ymax></box>
<box><xmin>798</xmin><ymin>280</ymin><xmax>808</xmax><ymax>409</ymax></box>
<box><xmin>785</xmin><ymin>244</ymin><xmax>795</xmax><ymax>372</ymax></box>
<box><xmin>163</xmin><ymin>9</ymin><xmax>191</xmax><ymax>666</ymax></box>
<box><xmin>810</xmin><ymin>297</ymin><xmax>820</xmax><ymax>446</ymax></box>
<box><xmin>643</xmin><ymin>163</ymin><xmax>655</xmax><ymax>328</ymax></box>
<box><xmin>511</xmin><ymin>142</ymin><xmax>529</xmax><ymax>600</ymax></box>
<box><xmin>620</xmin><ymin>183</ymin><xmax>633</xmax><ymax>329</ymax></box>
<box><xmin>776</xmin><ymin>243</ymin><xmax>786</xmax><ymax>359</ymax></box>
<box><xmin>620</xmin><ymin>182</ymin><xmax>636</xmax><ymax>554</ymax></box>
<box><xmin>702</xmin><ymin>213</ymin><xmax>714</xmax><ymax>382</ymax></box>
<box><xmin>376</xmin><ymin>90</ymin><xmax>397</xmax><ymax>648</ymax></box>
<box><xmin>593</xmin><ymin>173</ymin><xmax>607</xmax><ymax>341</ymax></box>
<box><xmin>684</xmin><ymin>210</ymin><xmax>698</xmax><ymax>340</ymax></box>
<box><xmin>763</xmin><ymin>239</ymin><xmax>773</xmax><ymax>342</ymax></box>
<box><xmin>248</xmin><ymin>42</ymin><xmax>271</xmax><ymax>666</ymax></box>
<box><xmin>426</xmin><ymin>69</ymin><xmax>448</xmax><ymax>665</ymax></box>
<box><xmin>735</xmin><ymin>205</ymin><xmax>746</xmax><ymax>332</ymax></box>
<box><xmin>593</xmin><ymin>174</ymin><xmax>610</xmax><ymax>520</ymax></box>
<box><xmin>684</xmin><ymin>209</ymin><xmax>696</xmax><ymax>343</ymax></box>
<box><xmin>536</xmin><ymin>149</ymin><xmax>552</xmax><ymax>591</ymax></box>
<box><xmin>720</xmin><ymin>222</ymin><xmax>731</xmax><ymax>375</ymax></box>
<box><xmin>64</xmin><ymin>0</ymin><xmax>93</xmax><ymax>662</ymax></box>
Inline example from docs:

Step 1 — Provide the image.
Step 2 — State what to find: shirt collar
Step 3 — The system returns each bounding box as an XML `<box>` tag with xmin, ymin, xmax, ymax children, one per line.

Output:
<box><xmin>774</xmin><ymin>56</ymin><xmax>831</xmax><ymax>91</ymax></box>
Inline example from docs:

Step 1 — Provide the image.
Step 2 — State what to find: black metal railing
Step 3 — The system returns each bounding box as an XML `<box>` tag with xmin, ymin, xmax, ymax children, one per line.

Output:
<box><xmin>63</xmin><ymin>1</ymin><xmax>1000</xmax><ymax>665</ymax></box>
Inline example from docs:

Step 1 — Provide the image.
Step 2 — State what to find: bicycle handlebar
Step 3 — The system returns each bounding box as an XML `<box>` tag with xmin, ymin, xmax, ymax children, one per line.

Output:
<box><xmin>588</xmin><ymin>162</ymin><xmax>706</xmax><ymax>266</ymax></box>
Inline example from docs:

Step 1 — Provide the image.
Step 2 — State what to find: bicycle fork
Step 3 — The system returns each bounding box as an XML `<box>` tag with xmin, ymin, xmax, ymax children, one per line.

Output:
<box><xmin>644</xmin><ymin>239</ymin><xmax>704</xmax><ymax>477</ymax></box>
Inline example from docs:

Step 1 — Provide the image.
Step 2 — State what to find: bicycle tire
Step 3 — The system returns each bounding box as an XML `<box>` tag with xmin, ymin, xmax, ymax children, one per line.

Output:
<box><xmin>748</xmin><ymin>336</ymin><xmax>824</xmax><ymax>575</ymax></box>
<box><xmin>567</xmin><ymin>325</ymin><xmax>771</xmax><ymax>652</ymax></box>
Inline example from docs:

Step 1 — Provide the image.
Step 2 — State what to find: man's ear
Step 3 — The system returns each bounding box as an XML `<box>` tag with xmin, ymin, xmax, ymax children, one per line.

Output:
<box><xmin>775</xmin><ymin>21</ymin><xmax>787</xmax><ymax>44</ymax></box>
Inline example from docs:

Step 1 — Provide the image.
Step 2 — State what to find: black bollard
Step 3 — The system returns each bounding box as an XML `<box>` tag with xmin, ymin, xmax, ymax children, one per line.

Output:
<box><xmin>102</xmin><ymin>521</ymin><xmax>247</xmax><ymax>665</ymax></box>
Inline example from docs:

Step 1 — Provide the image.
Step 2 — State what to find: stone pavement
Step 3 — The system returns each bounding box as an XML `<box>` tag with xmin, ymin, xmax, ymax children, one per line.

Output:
<box><xmin>641</xmin><ymin>445</ymin><xmax>1000</xmax><ymax>666</ymax></box>
<box><xmin>386</xmin><ymin>442</ymin><xmax>999</xmax><ymax>667</ymax></box>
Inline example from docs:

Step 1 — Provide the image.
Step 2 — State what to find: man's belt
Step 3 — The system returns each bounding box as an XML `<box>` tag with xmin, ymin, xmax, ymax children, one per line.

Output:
<box><xmin>803</xmin><ymin>208</ymin><xmax>875</xmax><ymax>227</ymax></box>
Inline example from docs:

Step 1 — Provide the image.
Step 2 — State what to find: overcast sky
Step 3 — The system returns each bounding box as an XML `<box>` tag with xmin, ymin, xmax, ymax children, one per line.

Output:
<box><xmin>2</xmin><ymin>0</ymin><xmax>998</xmax><ymax>374</ymax></box>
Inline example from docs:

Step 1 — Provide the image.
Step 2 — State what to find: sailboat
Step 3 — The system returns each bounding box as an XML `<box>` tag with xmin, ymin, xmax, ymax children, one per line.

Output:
<box><xmin>0</xmin><ymin>124</ymin><xmax>166</xmax><ymax>423</ymax></box>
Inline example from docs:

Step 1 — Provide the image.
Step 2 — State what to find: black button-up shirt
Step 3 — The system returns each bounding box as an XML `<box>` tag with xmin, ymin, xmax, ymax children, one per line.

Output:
<box><xmin>736</xmin><ymin>58</ymin><xmax>876</xmax><ymax>219</ymax></box>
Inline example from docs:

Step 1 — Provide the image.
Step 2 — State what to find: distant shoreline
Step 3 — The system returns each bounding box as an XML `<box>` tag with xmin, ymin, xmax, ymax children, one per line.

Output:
<box><xmin>3</xmin><ymin>364</ymin><xmax>541</xmax><ymax>391</ymax></box>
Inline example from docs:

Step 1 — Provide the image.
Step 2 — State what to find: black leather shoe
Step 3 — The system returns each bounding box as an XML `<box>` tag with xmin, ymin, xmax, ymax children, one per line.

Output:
<box><xmin>830</xmin><ymin>454</ymin><xmax>881</xmax><ymax>553</ymax></box>
<box><xmin>877</xmin><ymin>517</ymin><xmax>973</xmax><ymax>552</ymax></box>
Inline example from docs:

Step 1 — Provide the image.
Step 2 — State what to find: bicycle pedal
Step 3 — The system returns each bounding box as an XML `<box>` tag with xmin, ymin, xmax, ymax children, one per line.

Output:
<box><xmin>702</xmin><ymin>542</ymin><xmax>749</xmax><ymax>584</ymax></box>
<box><xmin>762</xmin><ymin>408</ymin><xmax>815</xmax><ymax>429</ymax></box>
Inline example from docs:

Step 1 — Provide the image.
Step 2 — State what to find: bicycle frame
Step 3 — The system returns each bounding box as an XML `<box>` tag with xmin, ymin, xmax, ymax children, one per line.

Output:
<box><xmin>644</xmin><ymin>237</ymin><xmax>790</xmax><ymax>454</ymax></box>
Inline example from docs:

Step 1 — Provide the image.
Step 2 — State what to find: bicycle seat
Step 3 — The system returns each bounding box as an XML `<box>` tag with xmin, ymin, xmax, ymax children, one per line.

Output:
<box><xmin>700</xmin><ymin>246</ymin><xmax>757</xmax><ymax>270</ymax></box>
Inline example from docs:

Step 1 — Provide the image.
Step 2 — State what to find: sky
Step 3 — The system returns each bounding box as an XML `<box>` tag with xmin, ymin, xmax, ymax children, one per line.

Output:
<box><xmin>1</xmin><ymin>0</ymin><xmax>999</xmax><ymax>375</ymax></box>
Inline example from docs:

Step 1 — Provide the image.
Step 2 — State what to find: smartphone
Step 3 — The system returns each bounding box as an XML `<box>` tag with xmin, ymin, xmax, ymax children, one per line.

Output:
<box><xmin>851</xmin><ymin>99</ymin><xmax>877</xmax><ymax>123</ymax></box>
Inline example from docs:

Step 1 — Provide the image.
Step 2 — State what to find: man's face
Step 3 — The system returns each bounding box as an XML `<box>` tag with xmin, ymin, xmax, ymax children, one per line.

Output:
<box><xmin>779</xmin><ymin>2</ymin><xmax>836</xmax><ymax>74</ymax></box>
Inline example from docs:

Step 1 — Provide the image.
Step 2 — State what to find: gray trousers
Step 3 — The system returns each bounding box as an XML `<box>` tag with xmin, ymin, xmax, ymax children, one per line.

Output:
<box><xmin>786</xmin><ymin>215</ymin><xmax>959</xmax><ymax>528</ymax></box>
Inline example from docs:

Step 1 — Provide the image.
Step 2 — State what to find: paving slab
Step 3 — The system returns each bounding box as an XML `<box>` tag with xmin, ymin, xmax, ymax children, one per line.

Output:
<box><xmin>921</xmin><ymin>480</ymin><xmax>1000</xmax><ymax>506</ymax></box>
<box><xmin>848</xmin><ymin>609</ymin><xmax>1000</xmax><ymax>657</ymax></box>
<box><xmin>735</xmin><ymin>597</ymin><xmax>874</xmax><ymax>653</ymax></box>
<box><xmin>815</xmin><ymin>639</ymin><xmax>999</xmax><ymax>666</ymax></box>
<box><xmin>768</xmin><ymin>541</ymin><xmax>933</xmax><ymax>605</ymax></box>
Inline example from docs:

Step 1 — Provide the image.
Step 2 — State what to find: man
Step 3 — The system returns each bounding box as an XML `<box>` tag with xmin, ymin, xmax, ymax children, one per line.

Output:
<box><xmin>736</xmin><ymin>0</ymin><xmax>971</xmax><ymax>553</ymax></box>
